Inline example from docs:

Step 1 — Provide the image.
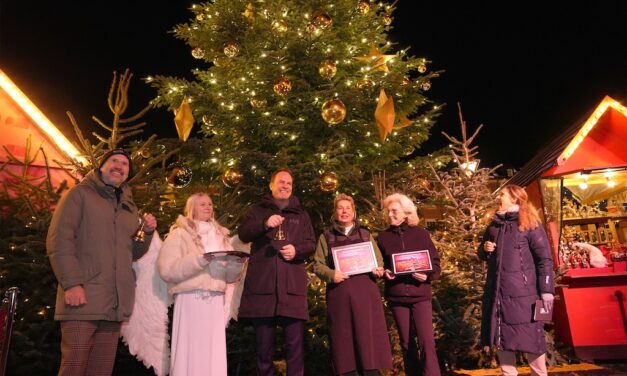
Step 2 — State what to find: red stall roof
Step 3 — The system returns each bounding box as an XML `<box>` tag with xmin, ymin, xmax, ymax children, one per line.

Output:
<box><xmin>508</xmin><ymin>96</ymin><xmax>627</xmax><ymax>187</ymax></box>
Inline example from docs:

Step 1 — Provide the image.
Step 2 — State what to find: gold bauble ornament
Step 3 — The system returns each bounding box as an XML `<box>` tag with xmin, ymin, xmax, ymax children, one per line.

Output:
<box><xmin>224</xmin><ymin>41</ymin><xmax>240</xmax><ymax>58</ymax></box>
<box><xmin>401</xmin><ymin>77</ymin><xmax>411</xmax><ymax>86</ymax></box>
<box><xmin>273</xmin><ymin>77</ymin><xmax>292</xmax><ymax>96</ymax></box>
<box><xmin>321</xmin><ymin>99</ymin><xmax>346</xmax><ymax>125</ymax></box>
<box><xmin>191</xmin><ymin>47</ymin><xmax>205</xmax><ymax>59</ymax></box>
<box><xmin>318</xmin><ymin>60</ymin><xmax>337</xmax><ymax>79</ymax></box>
<box><xmin>382</xmin><ymin>15</ymin><xmax>393</xmax><ymax>26</ymax></box>
<box><xmin>420</xmin><ymin>79</ymin><xmax>432</xmax><ymax>91</ymax></box>
<box><xmin>319</xmin><ymin>172</ymin><xmax>339</xmax><ymax>192</ymax></box>
<box><xmin>272</xmin><ymin>20</ymin><xmax>288</xmax><ymax>34</ymax></box>
<box><xmin>196</xmin><ymin>13</ymin><xmax>205</xmax><ymax>21</ymax></box>
<box><xmin>312</xmin><ymin>13</ymin><xmax>333</xmax><ymax>29</ymax></box>
<box><xmin>417</xmin><ymin>63</ymin><xmax>427</xmax><ymax>73</ymax></box>
<box><xmin>222</xmin><ymin>168</ymin><xmax>243</xmax><ymax>187</ymax></box>
<box><xmin>201</xmin><ymin>114</ymin><xmax>213</xmax><ymax>126</ymax></box>
<box><xmin>357</xmin><ymin>0</ymin><xmax>371</xmax><ymax>14</ymax></box>
<box><xmin>166</xmin><ymin>163</ymin><xmax>193</xmax><ymax>188</ymax></box>
<box><xmin>250</xmin><ymin>98</ymin><xmax>267</xmax><ymax>108</ymax></box>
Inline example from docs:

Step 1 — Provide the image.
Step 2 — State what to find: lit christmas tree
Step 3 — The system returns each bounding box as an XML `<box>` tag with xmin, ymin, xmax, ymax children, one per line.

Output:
<box><xmin>147</xmin><ymin>2</ymin><xmax>446</xmax><ymax>373</ymax></box>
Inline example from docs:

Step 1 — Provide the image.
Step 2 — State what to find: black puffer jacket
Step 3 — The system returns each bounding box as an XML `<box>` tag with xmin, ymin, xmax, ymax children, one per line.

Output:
<box><xmin>377</xmin><ymin>222</ymin><xmax>441</xmax><ymax>303</ymax></box>
<box><xmin>478</xmin><ymin>211</ymin><xmax>554</xmax><ymax>354</ymax></box>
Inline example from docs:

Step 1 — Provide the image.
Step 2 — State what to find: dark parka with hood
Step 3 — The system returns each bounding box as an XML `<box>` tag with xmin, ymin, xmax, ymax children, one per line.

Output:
<box><xmin>478</xmin><ymin>211</ymin><xmax>554</xmax><ymax>354</ymax></box>
<box><xmin>237</xmin><ymin>194</ymin><xmax>316</xmax><ymax>320</ymax></box>
<box><xmin>47</xmin><ymin>170</ymin><xmax>152</xmax><ymax>321</ymax></box>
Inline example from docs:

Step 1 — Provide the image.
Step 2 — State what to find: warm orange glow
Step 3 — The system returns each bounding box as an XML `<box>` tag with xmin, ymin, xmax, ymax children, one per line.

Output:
<box><xmin>557</xmin><ymin>96</ymin><xmax>627</xmax><ymax>165</ymax></box>
<box><xmin>0</xmin><ymin>70</ymin><xmax>86</xmax><ymax>165</ymax></box>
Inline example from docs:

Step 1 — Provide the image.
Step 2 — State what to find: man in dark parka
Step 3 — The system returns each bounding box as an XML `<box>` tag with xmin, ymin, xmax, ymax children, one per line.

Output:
<box><xmin>238</xmin><ymin>168</ymin><xmax>316</xmax><ymax>376</ymax></box>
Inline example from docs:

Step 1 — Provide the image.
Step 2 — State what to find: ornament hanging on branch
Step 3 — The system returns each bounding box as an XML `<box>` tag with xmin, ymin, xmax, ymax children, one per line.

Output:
<box><xmin>382</xmin><ymin>15</ymin><xmax>393</xmax><ymax>26</ymax></box>
<box><xmin>223</xmin><ymin>41</ymin><xmax>240</xmax><ymax>58</ymax></box>
<box><xmin>312</xmin><ymin>13</ymin><xmax>333</xmax><ymax>29</ymax></box>
<box><xmin>374</xmin><ymin>89</ymin><xmax>395</xmax><ymax>142</ymax></box>
<box><xmin>417</xmin><ymin>62</ymin><xmax>428</xmax><ymax>73</ymax></box>
<box><xmin>250</xmin><ymin>98</ymin><xmax>267</xmax><ymax>108</ymax></box>
<box><xmin>320</xmin><ymin>172</ymin><xmax>339</xmax><ymax>192</ymax></box>
<box><xmin>222</xmin><ymin>168</ymin><xmax>243</xmax><ymax>187</ymax></box>
<box><xmin>357</xmin><ymin>0</ymin><xmax>371</xmax><ymax>14</ymax></box>
<box><xmin>355</xmin><ymin>44</ymin><xmax>395</xmax><ymax>73</ymax></box>
<box><xmin>318</xmin><ymin>60</ymin><xmax>337</xmax><ymax>80</ymax></box>
<box><xmin>191</xmin><ymin>47</ymin><xmax>205</xmax><ymax>59</ymax></box>
<box><xmin>242</xmin><ymin>3</ymin><xmax>254</xmax><ymax>20</ymax></box>
<box><xmin>420</xmin><ymin>79</ymin><xmax>432</xmax><ymax>91</ymax></box>
<box><xmin>166</xmin><ymin>162</ymin><xmax>193</xmax><ymax>188</ymax></box>
<box><xmin>273</xmin><ymin>77</ymin><xmax>292</xmax><ymax>96</ymax></box>
<box><xmin>321</xmin><ymin>99</ymin><xmax>346</xmax><ymax>125</ymax></box>
<box><xmin>174</xmin><ymin>97</ymin><xmax>195</xmax><ymax>141</ymax></box>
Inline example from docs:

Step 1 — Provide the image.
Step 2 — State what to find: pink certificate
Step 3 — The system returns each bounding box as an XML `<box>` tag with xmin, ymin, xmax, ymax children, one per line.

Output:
<box><xmin>391</xmin><ymin>250</ymin><xmax>432</xmax><ymax>274</ymax></box>
<box><xmin>331</xmin><ymin>241</ymin><xmax>378</xmax><ymax>276</ymax></box>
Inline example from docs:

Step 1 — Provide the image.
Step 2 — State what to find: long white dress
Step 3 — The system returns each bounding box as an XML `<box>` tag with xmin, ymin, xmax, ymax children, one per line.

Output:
<box><xmin>170</xmin><ymin>220</ymin><xmax>230</xmax><ymax>376</ymax></box>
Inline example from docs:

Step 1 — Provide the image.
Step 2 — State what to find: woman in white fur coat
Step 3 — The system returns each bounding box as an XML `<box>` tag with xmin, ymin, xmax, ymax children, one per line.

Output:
<box><xmin>158</xmin><ymin>192</ymin><xmax>248</xmax><ymax>376</ymax></box>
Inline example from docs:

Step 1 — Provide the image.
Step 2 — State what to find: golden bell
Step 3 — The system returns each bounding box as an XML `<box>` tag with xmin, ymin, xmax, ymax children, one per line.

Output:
<box><xmin>132</xmin><ymin>217</ymin><xmax>146</xmax><ymax>243</ymax></box>
<box><xmin>274</xmin><ymin>224</ymin><xmax>286</xmax><ymax>240</ymax></box>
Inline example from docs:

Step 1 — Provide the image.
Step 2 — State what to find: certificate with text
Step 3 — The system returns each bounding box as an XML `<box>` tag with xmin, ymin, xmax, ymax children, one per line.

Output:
<box><xmin>391</xmin><ymin>250</ymin><xmax>432</xmax><ymax>274</ymax></box>
<box><xmin>331</xmin><ymin>241</ymin><xmax>378</xmax><ymax>276</ymax></box>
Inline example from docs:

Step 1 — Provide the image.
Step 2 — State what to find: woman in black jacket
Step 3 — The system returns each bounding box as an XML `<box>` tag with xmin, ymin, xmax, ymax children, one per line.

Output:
<box><xmin>377</xmin><ymin>193</ymin><xmax>441</xmax><ymax>376</ymax></box>
<box><xmin>479</xmin><ymin>184</ymin><xmax>554</xmax><ymax>376</ymax></box>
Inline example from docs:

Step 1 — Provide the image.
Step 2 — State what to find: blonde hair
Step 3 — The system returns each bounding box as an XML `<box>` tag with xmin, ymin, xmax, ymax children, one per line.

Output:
<box><xmin>383</xmin><ymin>193</ymin><xmax>419</xmax><ymax>226</ymax></box>
<box><xmin>333</xmin><ymin>193</ymin><xmax>356</xmax><ymax>221</ymax></box>
<box><xmin>183</xmin><ymin>192</ymin><xmax>214</xmax><ymax>221</ymax></box>
<box><xmin>500</xmin><ymin>184</ymin><xmax>541</xmax><ymax>231</ymax></box>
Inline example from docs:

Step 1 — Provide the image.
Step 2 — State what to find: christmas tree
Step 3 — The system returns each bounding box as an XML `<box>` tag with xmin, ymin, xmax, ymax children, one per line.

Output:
<box><xmin>147</xmin><ymin>2</ymin><xmax>446</xmax><ymax>374</ymax></box>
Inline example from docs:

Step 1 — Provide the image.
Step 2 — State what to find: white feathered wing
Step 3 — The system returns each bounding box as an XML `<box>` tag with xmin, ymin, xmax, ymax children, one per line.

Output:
<box><xmin>121</xmin><ymin>234</ymin><xmax>171</xmax><ymax>376</ymax></box>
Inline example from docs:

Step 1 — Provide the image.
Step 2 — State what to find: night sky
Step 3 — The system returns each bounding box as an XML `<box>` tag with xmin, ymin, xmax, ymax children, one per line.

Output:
<box><xmin>1</xmin><ymin>1</ymin><xmax>625</xmax><ymax>169</ymax></box>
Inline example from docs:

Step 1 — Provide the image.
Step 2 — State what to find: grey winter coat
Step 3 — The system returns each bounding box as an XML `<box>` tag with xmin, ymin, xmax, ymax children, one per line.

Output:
<box><xmin>47</xmin><ymin>170</ymin><xmax>151</xmax><ymax>321</ymax></box>
<box><xmin>478</xmin><ymin>211</ymin><xmax>554</xmax><ymax>354</ymax></box>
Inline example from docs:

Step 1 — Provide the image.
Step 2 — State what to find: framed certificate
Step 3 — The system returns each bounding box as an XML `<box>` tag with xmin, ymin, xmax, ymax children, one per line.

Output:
<box><xmin>391</xmin><ymin>250</ymin><xmax>432</xmax><ymax>274</ymax></box>
<box><xmin>331</xmin><ymin>241</ymin><xmax>378</xmax><ymax>276</ymax></box>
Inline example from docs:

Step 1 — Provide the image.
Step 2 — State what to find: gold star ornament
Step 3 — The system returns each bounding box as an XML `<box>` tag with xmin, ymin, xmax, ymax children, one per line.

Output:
<box><xmin>374</xmin><ymin>89</ymin><xmax>395</xmax><ymax>142</ymax></box>
<box><xmin>355</xmin><ymin>44</ymin><xmax>395</xmax><ymax>73</ymax></box>
<box><xmin>174</xmin><ymin>97</ymin><xmax>194</xmax><ymax>142</ymax></box>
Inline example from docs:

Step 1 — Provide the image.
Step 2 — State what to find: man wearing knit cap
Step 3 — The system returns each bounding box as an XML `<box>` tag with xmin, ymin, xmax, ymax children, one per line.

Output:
<box><xmin>47</xmin><ymin>148</ymin><xmax>157</xmax><ymax>375</ymax></box>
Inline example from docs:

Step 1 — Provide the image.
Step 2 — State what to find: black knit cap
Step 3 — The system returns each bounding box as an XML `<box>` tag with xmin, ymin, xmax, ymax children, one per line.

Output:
<box><xmin>98</xmin><ymin>148</ymin><xmax>133</xmax><ymax>179</ymax></box>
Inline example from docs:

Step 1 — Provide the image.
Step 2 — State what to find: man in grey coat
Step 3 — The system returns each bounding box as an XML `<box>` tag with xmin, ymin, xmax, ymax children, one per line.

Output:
<box><xmin>47</xmin><ymin>149</ymin><xmax>157</xmax><ymax>375</ymax></box>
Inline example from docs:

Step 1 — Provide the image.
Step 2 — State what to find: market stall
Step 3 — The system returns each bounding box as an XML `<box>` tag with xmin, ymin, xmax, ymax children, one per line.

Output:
<box><xmin>508</xmin><ymin>96</ymin><xmax>627</xmax><ymax>360</ymax></box>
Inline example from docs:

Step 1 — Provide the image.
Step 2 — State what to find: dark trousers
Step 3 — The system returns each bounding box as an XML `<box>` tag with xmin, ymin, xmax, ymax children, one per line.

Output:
<box><xmin>252</xmin><ymin>316</ymin><xmax>305</xmax><ymax>376</ymax></box>
<box><xmin>58</xmin><ymin>320</ymin><xmax>121</xmax><ymax>376</ymax></box>
<box><xmin>390</xmin><ymin>300</ymin><xmax>440</xmax><ymax>376</ymax></box>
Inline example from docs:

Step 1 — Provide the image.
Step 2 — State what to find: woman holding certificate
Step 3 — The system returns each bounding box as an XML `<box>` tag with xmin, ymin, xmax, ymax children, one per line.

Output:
<box><xmin>377</xmin><ymin>193</ymin><xmax>441</xmax><ymax>376</ymax></box>
<box><xmin>478</xmin><ymin>185</ymin><xmax>554</xmax><ymax>376</ymax></box>
<box><xmin>313</xmin><ymin>194</ymin><xmax>392</xmax><ymax>376</ymax></box>
<box><xmin>158</xmin><ymin>192</ymin><xmax>248</xmax><ymax>376</ymax></box>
